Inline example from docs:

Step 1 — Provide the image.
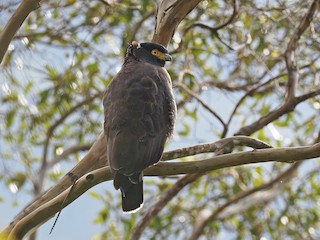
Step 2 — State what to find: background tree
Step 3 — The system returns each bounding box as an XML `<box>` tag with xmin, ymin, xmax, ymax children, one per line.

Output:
<box><xmin>0</xmin><ymin>0</ymin><xmax>320</xmax><ymax>239</ymax></box>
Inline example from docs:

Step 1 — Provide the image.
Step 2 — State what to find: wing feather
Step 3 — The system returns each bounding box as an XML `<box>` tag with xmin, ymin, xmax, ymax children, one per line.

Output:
<box><xmin>103</xmin><ymin>63</ymin><xmax>175</xmax><ymax>176</ymax></box>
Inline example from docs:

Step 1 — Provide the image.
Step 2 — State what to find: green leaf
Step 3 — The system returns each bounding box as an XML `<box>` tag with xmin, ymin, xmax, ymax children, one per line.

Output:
<box><xmin>5</xmin><ymin>108</ymin><xmax>17</xmax><ymax>128</ymax></box>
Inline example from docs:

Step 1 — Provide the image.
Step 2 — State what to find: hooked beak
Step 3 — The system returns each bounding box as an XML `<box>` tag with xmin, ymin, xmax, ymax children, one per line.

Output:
<box><xmin>157</xmin><ymin>50</ymin><xmax>172</xmax><ymax>61</ymax></box>
<box><xmin>163</xmin><ymin>53</ymin><xmax>172</xmax><ymax>61</ymax></box>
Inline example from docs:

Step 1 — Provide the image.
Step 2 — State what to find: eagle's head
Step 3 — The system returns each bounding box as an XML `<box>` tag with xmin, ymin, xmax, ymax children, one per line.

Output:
<box><xmin>126</xmin><ymin>41</ymin><xmax>172</xmax><ymax>67</ymax></box>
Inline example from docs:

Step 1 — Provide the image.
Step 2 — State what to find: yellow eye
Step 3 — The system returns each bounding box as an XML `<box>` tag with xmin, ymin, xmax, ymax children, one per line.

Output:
<box><xmin>152</xmin><ymin>49</ymin><xmax>159</xmax><ymax>56</ymax></box>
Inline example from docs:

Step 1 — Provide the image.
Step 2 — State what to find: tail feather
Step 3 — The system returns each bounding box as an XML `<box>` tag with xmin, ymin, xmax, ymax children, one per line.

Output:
<box><xmin>114</xmin><ymin>172</ymin><xmax>144</xmax><ymax>213</ymax></box>
<box><xmin>122</xmin><ymin>181</ymin><xmax>143</xmax><ymax>213</ymax></box>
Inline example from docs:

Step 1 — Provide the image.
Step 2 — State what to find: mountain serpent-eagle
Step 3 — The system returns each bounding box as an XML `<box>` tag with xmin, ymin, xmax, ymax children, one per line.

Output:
<box><xmin>103</xmin><ymin>41</ymin><xmax>176</xmax><ymax>212</ymax></box>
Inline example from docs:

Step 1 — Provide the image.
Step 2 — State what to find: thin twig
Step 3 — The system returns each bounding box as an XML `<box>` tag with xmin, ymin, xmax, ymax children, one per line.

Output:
<box><xmin>189</xmin><ymin>162</ymin><xmax>301</xmax><ymax>240</ymax></box>
<box><xmin>232</xmin><ymin>0</ymin><xmax>319</xmax><ymax>136</ymax></box>
<box><xmin>225</xmin><ymin>73</ymin><xmax>286</xmax><ymax>136</ymax></box>
<box><xmin>185</xmin><ymin>0</ymin><xmax>238</xmax><ymax>32</ymax></box>
<box><xmin>129</xmin><ymin>11</ymin><xmax>155</xmax><ymax>43</ymax></box>
<box><xmin>284</xmin><ymin>0</ymin><xmax>319</xmax><ymax>101</ymax></box>
<box><xmin>177</xmin><ymin>83</ymin><xmax>227</xmax><ymax>135</ymax></box>
<box><xmin>49</xmin><ymin>174</ymin><xmax>78</xmax><ymax>234</ymax></box>
<box><xmin>48</xmin><ymin>143</ymin><xmax>93</xmax><ymax>168</ymax></box>
<box><xmin>172</xmin><ymin>0</ymin><xmax>238</xmax><ymax>54</ymax></box>
<box><xmin>130</xmin><ymin>173</ymin><xmax>203</xmax><ymax>240</ymax></box>
<box><xmin>39</xmin><ymin>92</ymin><xmax>102</xmax><ymax>190</ymax></box>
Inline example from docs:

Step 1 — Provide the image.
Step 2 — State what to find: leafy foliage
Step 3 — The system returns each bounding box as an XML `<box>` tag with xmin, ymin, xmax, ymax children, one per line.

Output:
<box><xmin>1</xmin><ymin>0</ymin><xmax>320</xmax><ymax>239</ymax></box>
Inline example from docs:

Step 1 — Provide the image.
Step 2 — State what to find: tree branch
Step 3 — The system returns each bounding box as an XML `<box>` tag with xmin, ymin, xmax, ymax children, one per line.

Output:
<box><xmin>7</xmin><ymin>167</ymin><xmax>112</xmax><ymax>240</ymax></box>
<box><xmin>184</xmin><ymin>0</ymin><xmax>238</xmax><ymax>33</ymax></box>
<box><xmin>225</xmin><ymin>73</ymin><xmax>286</xmax><ymax>136</ymax></box>
<box><xmin>162</xmin><ymin>136</ymin><xmax>272</xmax><ymax>161</ymax></box>
<box><xmin>48</xmin><ymin>143</ymin><xmax>93</xmax><ymax>169</ymax></box>
<box><xmin>4</xmin><ymin>133</ymin><xmax>108</xmax><ymax>236</ymax></box>
<box><xmin>235</xmin><ymin>87</ymin><xmax>320</xmax><ymax>136</ymax></box>
<box><xmin>130</xmin><ymin>173</ymin><xmax>203</xmax><ymax>240</ymax></box>
<box><xmin>152</xmin><ymin>0</ymin><xmax>202</xmax><ymax>47</ymax></box>
<box><xmin>39</xmin><ymin>92</ymin><xmax>102</xmax><ymax>191</ymax></box>
<box><xmin>5</xmin><ymin>135</ymin><xmax>269</xmax><ymax>235</ymax></box>
<box><xmin>3</xmin><ymin>141</ymin><xmax>320</xmax><ymax>239</ymax></box>
<box><xmin>284</xmin><ymin>0</ymin><xmax>319</xmax><ymax>101</ymax></box>
<box><xmin>235</xmin><ymin>0</ymin><xmax>319</xmax><ymax>136</ymax></box>
<box><xmin>0</xmin><ymin>0</ymin><xmax>41</xmax><ymax>64</ymax></box>
<box><xmin>189</xmin><ymin>162</ymin><xmax>301</xmax><ymax>240</ymax></box>
<box><xmin>176</xmin><ymin>83</ymin><xmax>227</xmax><ymax>135</ymax></box>
<box><xmin>146</xmin><ymin>143</ymin><xmax>320</xmax><ymax>176</ymax></box>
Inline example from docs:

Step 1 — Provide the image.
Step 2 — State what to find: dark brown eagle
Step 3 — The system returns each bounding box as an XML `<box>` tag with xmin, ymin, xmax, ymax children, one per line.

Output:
<box><xmin>103</xmin><ymin>41</ymin><xmax>176</xmax><ymax>212</ymax></box>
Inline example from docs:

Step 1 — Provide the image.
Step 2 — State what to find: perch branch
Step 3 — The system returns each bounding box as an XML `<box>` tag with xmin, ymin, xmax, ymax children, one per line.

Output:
<box><xmin>3</xmin><ymin>142</ymin><xmax>320</xmax><ymax>239</ymax></box>
<box><xmin>7</xmin><ymin>167</ymin><xmax>112</xmax><ymax>240</ymax></box>
<box><xmin>5</xmin><ymin>135</ymin><xmax>269</xmax><ymax>234</ymax></box>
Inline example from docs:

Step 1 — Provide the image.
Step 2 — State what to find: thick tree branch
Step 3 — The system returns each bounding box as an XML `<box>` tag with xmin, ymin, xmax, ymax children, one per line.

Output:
<box><xmin>0</xmin><ymin>0</ymin><xmax>41</xmax><ymax>64</ymax></box>
<box><xmin>152</xmin><ymin>0</ymin><xmax>202</xmax><ymax>47</ymax></box>
<box><xmin>5</xmin><ymin>135</ymin><xmax>269</xmax><ymax>235</ymax></box>
<box><xmin>146</xmin><ymin>143</ymin><xmax>320</xmax><ymax>176</ymax></box>
<box><xmin>7</xmin><ymin>167</ymin><xmax>112</xmax><ymax>240</ymax></box>
<box><xmin>4</xmin><ymin>133</ymin><xmax>108</xmax><ymax>236</ymax></box>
